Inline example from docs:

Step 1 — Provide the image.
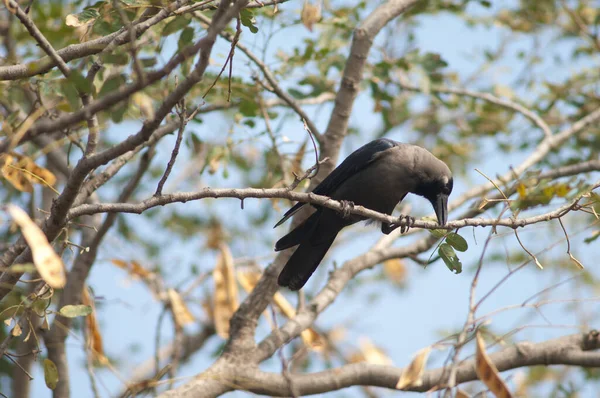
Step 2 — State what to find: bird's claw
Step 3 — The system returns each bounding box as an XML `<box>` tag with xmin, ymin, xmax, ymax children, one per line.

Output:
<box><xmin>339</xmin><ymin>200</ymin><xmax>355</xmax><ymax>218</ymax></box>
<box><xmin>381</xmin><ymin>214</ymin><xmax>415</xmax><ymax>235</ymax></box>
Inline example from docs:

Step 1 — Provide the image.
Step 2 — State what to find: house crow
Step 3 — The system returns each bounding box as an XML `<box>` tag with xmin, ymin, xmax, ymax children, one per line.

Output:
<box><xmin>274</xmin><ymin>138</ymin><xmax>453</xmax><ymax>290</ymax></box>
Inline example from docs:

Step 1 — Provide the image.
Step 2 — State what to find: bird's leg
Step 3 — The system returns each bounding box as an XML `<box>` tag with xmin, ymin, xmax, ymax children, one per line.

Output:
<box><xmin>381</xmin><ymin>215</ymin><xmax>415</xmax><ymax>235</ymax></box>
<box><xmin>339</xmin><ymin>200</ymin><xmax>355</xmax><ymax>219</ymax></box>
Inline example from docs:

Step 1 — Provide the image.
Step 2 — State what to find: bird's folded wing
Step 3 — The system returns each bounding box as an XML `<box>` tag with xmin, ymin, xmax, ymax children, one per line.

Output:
<box><xmin>274</xmin><ymin>138</ymin><xmax>399</xmax><ymax>227</ymax></box>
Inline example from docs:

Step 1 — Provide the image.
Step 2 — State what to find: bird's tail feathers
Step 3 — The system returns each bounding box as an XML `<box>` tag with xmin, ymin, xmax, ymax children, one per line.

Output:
<box><xmin>274</xmin><ymin>211</ymin><xmax>320</xmax><ymax>251</ymax></box>
<box><xmin>277</xmin><ymin>234</ymin><xmax>337</xmax><ymax>290</ymax></box>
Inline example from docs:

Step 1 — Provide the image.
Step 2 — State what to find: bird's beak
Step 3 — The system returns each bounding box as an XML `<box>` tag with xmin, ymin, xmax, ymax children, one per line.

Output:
<box><xmin>432</xmin><ymin>194</ymin><xmax>448</xmax><ymax>226</ymax></box>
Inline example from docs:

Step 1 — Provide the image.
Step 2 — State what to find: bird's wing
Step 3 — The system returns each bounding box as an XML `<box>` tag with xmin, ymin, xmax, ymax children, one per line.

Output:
<box><xmin>274</xmin><ymin>138</ymin><xmax>399</xmax><ymax>227</ymax></box>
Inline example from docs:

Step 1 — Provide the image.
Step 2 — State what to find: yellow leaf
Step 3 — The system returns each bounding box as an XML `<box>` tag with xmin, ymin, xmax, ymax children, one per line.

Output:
<box><xmin>475</xmin><ymin>332</ymin><xmax>514</xmax><ymax>398</ymax></box>
<box><xmin>516</xmin><ymin>183</ymin><xmax>526</xmax><ymax>199</ymax></box>
<box><xmin>396</xmin><ymin>346</ymin><xmax>431</xmax><ymax>389</ymax></box>
<box><xmin>8</xmin><ymin>205</ymin><xmax>66</xmax><ymax>289</ymax></box>
<box><xmin>301</xmin><ymin>1</ymin><xmax>321</xmax><ymax>32</ymax></box>
<box><xmin>555</xmin><ymin>184</ymin><xmax>570</xmax><ymax>198</ymax></box>
<box><xmin>213</xmin><ymin>244</ymin><xmax>239</xmax><ymax>338</ymax></box>
<box><xmin>168</xmin><ymin>288</ymin><xmax>195</xmax><ymax>328</ymax></box>
<box><xmin>383</xmin><ymin>259</ymin><xmax>406</xmax><ymax>284</ymax></box>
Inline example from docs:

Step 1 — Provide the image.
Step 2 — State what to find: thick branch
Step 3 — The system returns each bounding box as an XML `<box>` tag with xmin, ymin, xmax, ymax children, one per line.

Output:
<box><xmin>242</xmin><ymin>332</ymin><xmax>600</xmax><ymax>396</ymax></box>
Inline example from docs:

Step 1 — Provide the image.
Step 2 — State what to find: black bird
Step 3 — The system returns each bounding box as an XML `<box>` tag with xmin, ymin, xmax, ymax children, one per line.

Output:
<box><xmin>274</xmin><ymin>138</ymin><xmax>453</xmax><ymax>290</ymax></box>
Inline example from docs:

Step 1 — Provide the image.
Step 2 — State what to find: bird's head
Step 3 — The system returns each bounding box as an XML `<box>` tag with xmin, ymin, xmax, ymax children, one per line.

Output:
<box><xmin>412</xmin><ymin>160</ymin><xmax>453</xmax><ymax>226</ymax></box>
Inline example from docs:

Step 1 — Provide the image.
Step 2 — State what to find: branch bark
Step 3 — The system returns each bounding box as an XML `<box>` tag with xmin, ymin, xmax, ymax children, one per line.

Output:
<box><xmin>237</xmin><ymin>332</ymin><xmax>600</xmax><ymax>396</ymax></box>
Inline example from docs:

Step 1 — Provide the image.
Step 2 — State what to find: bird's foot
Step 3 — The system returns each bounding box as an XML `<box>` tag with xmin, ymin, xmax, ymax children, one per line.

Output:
<box><xmin>339</xmin><ymin>200</ymin><xmax>355</xmax><ymax>218</ymax></box>
<box><xmin>381</xmin><ymin>215</ymin><xmax>415</xmax><ymax>235</ymax></box>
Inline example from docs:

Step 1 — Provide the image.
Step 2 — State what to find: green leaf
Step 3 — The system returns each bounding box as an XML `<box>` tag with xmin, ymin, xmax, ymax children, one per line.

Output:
<box><xmin>162</xmin><ymin>16</ymin><xmax>191</xmax><ymax>37</ymax></box>
<box><xmin>98</xmin><ymin>74</ymin><xmax>126</xmax><ymax>97</ymax></box>
<box><xmin>428</xmin><ymin>229</ymin><xmax>446</xmax><ymax>239</ymax></box>
<box><xmin>446</xmin><ymin>232</ymin><xmax>468</xmax><ymax>252</ymax></box>
<box><xmin>100</xmin><ymin>52</ymin><xmax>129</xmax><ymax>65</ymax></box>
<box><xmin>584</xmin><ymin>231</ymin><xmax>600</xmax><ymax>244</ymax></box>
<box><xmin>140</xmin><ymin>57</ymin><xmax>157</xmax><ymax>67</ymax></box>
<box><xmin>59</xmin><ymin>79</ymin><xmax>80</xmax><ymax>111</ymax></box>
<box><xmin>439</xmin><ymin>243</ymin><xmax>462</xmax><ymax>274</ymax></box>
<box><xmin>240</xmin><ymin>9</ymin><xmax>258</xmax><ymax>33</ymax></box>
<box><xmin>44</xmin><ymin>359</ymin><xmax>59</xmax><ymax>390</ymax></box>
<box><xmin>178</xmin><ymin>27</ymin><xmax>194</xmax><ymax>50</ymax></box>
<box><xmin>111</xmin><ymin>102</ymin><xmax>128</xmax><ymax>123</ymax></box>
<box><xmin>59</xmin><ymin>304</ymin><xmax>93</xmax><ymax>318</ymax></box>
<box><xmin>239</xmin><ymin>98</ymin><xmax>258</xmax><ymax>117</ymax></box>
<box><xmin>67</xmin><ymin>70</ymin><xmax>92</xmax><ymax>94</ymax></box>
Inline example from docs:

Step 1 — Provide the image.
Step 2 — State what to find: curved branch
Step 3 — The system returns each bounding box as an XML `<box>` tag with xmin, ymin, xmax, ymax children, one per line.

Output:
<box><xmin>242</xmin><ymin>332</ymin><xmax>600</xmax><ymax>396</ymax></box>
<box><xmin>397</xmin><ymin>74</ymin><xmax>553</xmax><ymax>138</ymax></box>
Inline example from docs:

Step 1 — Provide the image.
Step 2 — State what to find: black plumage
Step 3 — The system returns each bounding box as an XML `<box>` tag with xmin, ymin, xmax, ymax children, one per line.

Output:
<box><xmin>274</xmin><ymin>138</ymin><xmax>453</xmax><ymax>290</ymax></box>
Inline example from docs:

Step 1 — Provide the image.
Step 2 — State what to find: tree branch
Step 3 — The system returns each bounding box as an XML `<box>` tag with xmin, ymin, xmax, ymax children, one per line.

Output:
<box><xmin>239</xmin><ymin>332</ymin><xmax>600</xmax><ymax>396</ymax></box>
<box><xmin>67</xmin><ymin>180</ymin><xmax>599</xmax><ymax>231</ymax></box>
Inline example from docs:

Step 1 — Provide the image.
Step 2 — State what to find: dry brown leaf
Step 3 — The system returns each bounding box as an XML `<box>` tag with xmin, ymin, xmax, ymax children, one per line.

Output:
<box><xmin>383</xmin><ymin>259</ymin><xmax>407</xmax><ymax>284</ymax></box>
<box><xmin>132</xmin><ymin>92</ymin><xmax>155</xmax><ymax>120</ymax></box>
<box><xmin>475</xmin><ymin>332</ymin><xmax>514</xmax><ymax>398</ymax></box>
<box><xmin>168</xmin><ymin>288</ymin><xmax>195</xmax><ymax>328</ymax></box>
<box><xmin>206</xmin><ymin>221</ymin><xmax>224</xmax><ymax>249</ymax></box>
<box><xmin>358</xmin><ymin>337</ymin><xmax>392</xmax><ymax>365</ymax></box>
<box><xmin>396</xmin><ymin>346</ymin><xmax>431</xmax><ymax>389</ymax></box>
<box><xmin>111</xmin><ymin>259</ymin><xmax>128</xmax><ymax>269</ymax></box>
<box><xmin>8</xmin><ymin>205</ymin><xmax>66</xmax><ymax>289</ymax></box>
<box><xmin>41</xmin><ymin>316</ymin><xmax>50</xmax><ymax>330</ymax></box>
<box><xmin>456</xmin><ymin>389</ymin><xmax>471</xmax><ymax>398</ymax></box>
<box><xmin>82</xmin><ymin>288</ymin><xmax>105</xmax><ymax>361</ymax></box>
<box><xmin>212</xmin><ymin>244</ymin><xmax>239</xmax><ymax>338</ymax></box>
<box><xmin>23</xmin><ymin>327</ymin><xmax>32</xmax><ymax>342</ymax></box>
<box><xmin>130</xmin><ymin>260</ymin><xmax>153</xmax><ymax>279</ymax></box>
<box><xmin>2</xmin><ymin>155</ymin><xmax>33</xmax><ymax>192</ymax></box>
<box><xmin>110</xmin><ymin>259</ymin><xmax>153</xmax><ymax>279</ymax></box>
<box><xmin>1</xmin><ymin>153</ymin><xmax>57</xmax><ymax>192</ymax></box>
<box><xmin>11</xmin><ymin>322</ymin><xmax>22</xmax><ymax>337</ymax></box>
<box><xmin>3</xmin><ymin>0</ymin><xmax>17</xmax><ymax>14</ymax></box>
<box><xmin>290</xmin><ymin>140</ymin><xmax>307</xmax><ymax>177</ymax></box>
<box><xmin>301</xmin><ymin>1</ymin><xmax>321</xmax><ymax>32</ymax></box>
<box><xmin>569</xmin><ymin>253</ymin><xmax>584</xmax><ymax>269</ymax></box>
